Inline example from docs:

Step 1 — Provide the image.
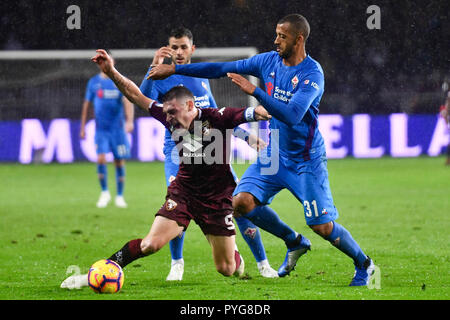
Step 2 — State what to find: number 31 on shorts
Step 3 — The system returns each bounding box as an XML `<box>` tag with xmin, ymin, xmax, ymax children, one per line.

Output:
<box><xmin>303</xmin><ymin>200</ymin><xmax>319</xmax><ymax>218</ymax></box>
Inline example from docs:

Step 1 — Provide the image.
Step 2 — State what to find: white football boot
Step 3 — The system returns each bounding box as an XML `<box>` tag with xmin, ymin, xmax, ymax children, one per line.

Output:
<box><xmin>60</xmin><ymin>273</ymin><xmax>88</xmax><ymax>289</ymax></box>
<box><xmin>96</xmin><ymin>191</ymin><xmax>111</xmax><ymax>208</ymax></box>
<box><xmin>166</xmin><ymin>260</ymin><xmax>184</xmax><ymax>281</ymax></box>
<box><xmin>114</xmin><ymin>195</ymin><xmax>128</xmax><ymax>208</ymax></box>
<box><xmin>257</xmin><ymin>260</ymin><xmax>279</xmax><ymax>278</ymax></box>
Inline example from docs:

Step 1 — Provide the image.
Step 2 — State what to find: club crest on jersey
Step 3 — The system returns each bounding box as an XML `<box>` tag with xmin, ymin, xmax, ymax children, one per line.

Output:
<box><xmin>292</xmin><ymin>76</ymin><xmax>299</xmax><ymax>89</ymax></box>
<box><xmin>166</xmin><ymin>199</ymin><xmax>177</xmax><ymax>211</ymax></box>
<box><xmin>201</xmin><ymin>81</ymin><xmax>208</xmax><ymax>91</ymax></box>
<box><xmin>202</xmin><ymin>121</ymin><xmax>211</xmax><ymax>136</ymax></box>
<box><xmin>244</xmin><ymin>227</ymin><xmax>257</xmax><ymax>239</ymax></box>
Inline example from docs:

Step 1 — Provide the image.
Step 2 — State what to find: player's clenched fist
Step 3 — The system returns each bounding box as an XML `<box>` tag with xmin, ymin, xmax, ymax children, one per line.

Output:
<box><xmin>91</xmin><ymin>49</ymin><xmax>114</xmax><ymax>75</ymax></box>
<box><xmin>152</xmin><ymin>47</ymin><xmax>176</xmax><ymax>66</ymax></box>
<box><xmin>254</xmin><ymin>105</ymin><xmax>272</xmax><ymax>121</ymax></box>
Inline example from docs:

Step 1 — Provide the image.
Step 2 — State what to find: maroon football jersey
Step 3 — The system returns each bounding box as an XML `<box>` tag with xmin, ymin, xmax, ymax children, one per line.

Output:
<box><xmin>148</xmin><ymin>102</ymin><xmax>251</xmax><ymax>203</ymax></box>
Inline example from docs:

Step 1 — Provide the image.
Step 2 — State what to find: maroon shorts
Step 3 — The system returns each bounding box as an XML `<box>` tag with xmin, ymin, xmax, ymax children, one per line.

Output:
<box><xmin>156</xmin><ymin>190</ymin><xmax>236</xmax><ymax>237</ymax></box>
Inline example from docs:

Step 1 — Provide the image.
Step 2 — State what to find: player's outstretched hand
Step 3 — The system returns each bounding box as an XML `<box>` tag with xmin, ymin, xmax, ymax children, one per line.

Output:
<box><xmin>227</xmin><ymin>73</ymin><xmax>256</xmax><ymax>95</ymax></box>
<box><xmin>254</xmin><ymin>105</ymin><xmax>271</xmax><ymax>121</ymax></box>
<box><xmin>91</xmin><ymin>49</ymin><xmax>114</xmax><ymax>75</ymax></box>
<box><xmin>148</xmin><ymin>64</ymin><xmax>175</xmax><ymax>80</ymax></box>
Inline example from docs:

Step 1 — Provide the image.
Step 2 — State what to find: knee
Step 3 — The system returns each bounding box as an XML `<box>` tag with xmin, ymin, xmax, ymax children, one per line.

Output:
<box><xmin>215</xmin><ymin>262</ymin><xmax>235</xmax><ymax>277</ymax></box>
<box><xmin>232</xmin><ymin>192</ymin><xmax>257</xmax><ymax>218</ymax></box>
<box><xmin>140</xmin><ymin>237</ymin><xmax>163</xmax><ymax>255</ymax></box>
<box><xmin>309</xmin><ymin>222</ymin><xmax>334</xmax><ymax>238</ymax></box>
<box><xmin>97</xmin><ymin>155</ymin><xmax>107</xmax><ymax>165</ymax></box>
<box><xmin>114</xmin><ymin>159</ymin><xmax>125</xmax><ymax>168</ymax></box>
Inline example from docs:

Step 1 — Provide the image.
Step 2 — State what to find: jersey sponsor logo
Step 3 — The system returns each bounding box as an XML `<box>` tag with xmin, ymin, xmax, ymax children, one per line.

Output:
<box><xmin>96</xmin><ymin>88</ymin><xmax>120</xmax><ymax>99</ymax></box>
<box><xmin>165</xmin><ymin>199</ymin><xmax>177</xmax><ymax>211</ymax></box>
<box><xmin>303</xmin><ymin>79</ymin><xmax>319</xmax><ymax>90</ymax></box>
<box><xmin>194</xmin><ymin>94</ymin><xmax>211</xmax><ymax>108</ymax></box>
<box><xmin>265</xmin><ymin>82</ymin><xmax>274</xmax><ymax>96</ymax></box>
<box><xmin>322</xmin><ymin>208</ymin><xmax>328</xmax><ymax>215</ymax></box>
<box><xmin>273</xmin><ymin>86</ymin><xmax>293</xmax><ymax>103</ymax></box>
<box><xmin>182</xmin><ymin>134</ymin><xmax>203</xmax><ymax>152</ymax></box>
<box><xmin>291</xmin><ymin>75</ymin><xmax>299</xmax><ymax>89</ymax></box>
<box><xmin>311</xmin><ymin>82</ymin><xmax>319</xmax><ymax>90</ymax></box>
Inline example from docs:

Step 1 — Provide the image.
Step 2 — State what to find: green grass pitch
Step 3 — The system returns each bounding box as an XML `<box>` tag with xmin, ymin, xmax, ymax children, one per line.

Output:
<box><xmin>0</xmin><ymin>157</ymin><xmax>449</xmax><ymax>300</ymax></box>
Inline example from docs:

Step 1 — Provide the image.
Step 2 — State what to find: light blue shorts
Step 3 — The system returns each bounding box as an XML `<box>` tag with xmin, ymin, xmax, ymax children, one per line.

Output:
<box><xmin>95</xmin><ymin>129</ymin><xmax>130</xmax><ymax>160</ymax></box>
<box><xmin>233</xmin><ymin>153</ymin><xmax>339</xmax><ymax>226</ymax></box>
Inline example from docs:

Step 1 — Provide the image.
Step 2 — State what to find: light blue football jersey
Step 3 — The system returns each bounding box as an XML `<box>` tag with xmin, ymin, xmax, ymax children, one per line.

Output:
<box><xmin>176</xmin><ymin>52</ymin><xmax>326</xmax><ymax>163</ymax></box>
<box><xmin>85</xmin><ymin>74</ymin><xmax>125</xmax><ymax>131</ymax></box>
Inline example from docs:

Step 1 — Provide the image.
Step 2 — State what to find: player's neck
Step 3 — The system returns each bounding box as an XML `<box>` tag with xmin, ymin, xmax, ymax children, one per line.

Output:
<box><xmin>187</xmin><ymin>108</ymin><xmax>200</xmax><ymax>131</ymax></box>
<box><xmin>283</xmin><ymin>47</ymin><xmax>307</xmax><ymax>67</ymax></box>
<box><xmin>99</xmin><ymin>72</ymin><xmax>108</xmax><ymax>78</ymax></box>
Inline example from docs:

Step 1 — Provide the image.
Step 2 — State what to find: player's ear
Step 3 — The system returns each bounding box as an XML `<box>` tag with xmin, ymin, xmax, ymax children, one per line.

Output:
<box><xmin>186</xmin><ymin>99</ymin><xmax>194</xmax><ymax>111</ymax></box>
<box><xmin>191</xmin><ymin>44</ymin><xmax>196</xmax><ymax>54</ymax></box>
<box><xmin>297</xmin><ymin>32</ymin><xmax>306</xmax><ymax>46</ymax></box>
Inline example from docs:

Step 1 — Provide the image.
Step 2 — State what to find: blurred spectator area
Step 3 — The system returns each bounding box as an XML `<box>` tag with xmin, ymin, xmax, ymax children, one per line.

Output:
<box><xmin>0</xmin><ymin>0</ymin><xmax>448</xmax><ymax>119</ymax></box>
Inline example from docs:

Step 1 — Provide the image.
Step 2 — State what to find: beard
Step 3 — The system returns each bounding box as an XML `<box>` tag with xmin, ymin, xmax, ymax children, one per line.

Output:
<box><xmin>277</xmin><ymin>45</ymin><xmax>294</xmax><ymax>59</ymax></box>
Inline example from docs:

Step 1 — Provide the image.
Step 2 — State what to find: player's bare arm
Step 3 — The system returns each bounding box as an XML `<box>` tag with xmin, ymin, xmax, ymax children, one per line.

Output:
<box><xmin>227</xmin><ymin>73</ymin><xmax>256</xmax><ymax>95</ymax></box>
<box><xmin>91</xmin><ymin>49</ymin><xmax>153</xmax><ymax>111</ymax></box>
<box><xmin>148</xmin><ymin>63</ymin><xmax>175</xmax><ymax>80</ymax></box>
<box><xmin>122</xmin><ymin>97</ymin><xmax>135</xmax><ymax>133</ymax></box>
<box><xmin>79</xmin><ymin>100</ymin><xmax>92</xmax><ymax>139</ymax></box>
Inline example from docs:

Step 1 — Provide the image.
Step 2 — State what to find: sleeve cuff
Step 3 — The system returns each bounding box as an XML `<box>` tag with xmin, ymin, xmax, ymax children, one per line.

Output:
<box><xmin>148</xmin><ymin>100</ymin><xmax>158</xmax><ymax>111</ymax></box>
<box><xmin>244</xmin><ymin>107</ymin><xmax>256</xmax><ymax>122</ymax></box>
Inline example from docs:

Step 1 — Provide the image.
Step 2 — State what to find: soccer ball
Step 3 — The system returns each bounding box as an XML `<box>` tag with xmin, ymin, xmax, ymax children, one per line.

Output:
<box><xmin>88</xmin><ymin>259</ymin><xmax>124</xmax><ymax>293</ymax></box>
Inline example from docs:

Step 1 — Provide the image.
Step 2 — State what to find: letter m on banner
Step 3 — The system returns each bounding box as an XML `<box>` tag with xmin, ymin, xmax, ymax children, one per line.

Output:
<box><xmin>19</xmin><ymin>119</ymin><xmax>73</xmax><ymax>163</ymax></box>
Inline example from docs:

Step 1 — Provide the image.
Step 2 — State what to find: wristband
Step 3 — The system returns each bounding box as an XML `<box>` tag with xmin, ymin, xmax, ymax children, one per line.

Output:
<box><xmin>244</xmin><ymin>107</ymin><xmax>256</xmax><ymax>122</ymax></box>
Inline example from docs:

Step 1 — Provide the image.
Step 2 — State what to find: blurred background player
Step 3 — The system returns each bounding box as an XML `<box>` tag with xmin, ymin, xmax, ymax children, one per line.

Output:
<box><xmin>62</xmin><ymin>50</ymin><xmax>272</xmax><ymax>289</ymax></box>
<box><xmin>150</xmin><ymin>14</ymin><xmax>375</xmax><ymax>286</ymax></box>
<box><xmin>439</xmin><ymin>82</ymin><xmax>450</xmax><ymax>165</ymax></box>
<box><xmin>140</xmin><ymin>27</ymin><xmax>278</xmax><ymax>280</ymax></box>
<box><xmin>80</xmin><ymin>50</ymin><xmax>134</xmax><ymax>208</ymax></box>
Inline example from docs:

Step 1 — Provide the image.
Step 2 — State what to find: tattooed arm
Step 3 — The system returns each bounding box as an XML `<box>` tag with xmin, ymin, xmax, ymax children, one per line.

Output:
<box><xmin>91</xmin><ymin>49</ymin><xmax>154</xmax><ymax>112</ymax></box>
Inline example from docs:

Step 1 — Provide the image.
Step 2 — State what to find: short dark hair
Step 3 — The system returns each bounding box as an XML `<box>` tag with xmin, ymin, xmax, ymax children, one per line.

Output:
<box><xmin>162</xmin><ymin>85</ymin><xmax>194</xmax><ymax>103</ymax></box>
<box><xmin>169</xmin><ymin>27</ymin><xmax>194</xmax><ymax>44</ymax></box>
<box><xmin>278</xmin><ymin>14</ymin><xmax>310</xmax><ymax>42</ymax></box>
